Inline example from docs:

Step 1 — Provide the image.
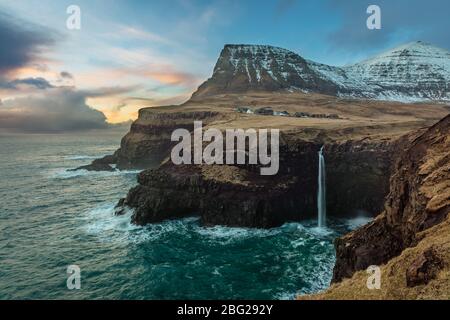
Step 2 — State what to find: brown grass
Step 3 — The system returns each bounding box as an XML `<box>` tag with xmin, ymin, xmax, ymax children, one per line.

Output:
<box><xmin>137</xmin><ymin>92</ymin><xmax>449</xmax><ymax>143</ymax></box>
<box><xmin>299</xmin><ymin>216</ymin><xmax>450</xmax><ymax>300</ymax></box>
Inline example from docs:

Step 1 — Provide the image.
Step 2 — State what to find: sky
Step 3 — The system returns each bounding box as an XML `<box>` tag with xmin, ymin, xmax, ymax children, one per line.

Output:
<box><xmin>0</xmin><ymin>0</ymin><xmax>449</xmax><ymax>132</ymax></box>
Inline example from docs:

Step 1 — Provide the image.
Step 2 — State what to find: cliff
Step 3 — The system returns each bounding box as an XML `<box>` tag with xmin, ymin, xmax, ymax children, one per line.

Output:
<box><xmin>78</xmin><ymin>41</ymin><xmax>450</xmax><ymax>172</ymax></box>
<box><xmin>99</xmin><ymin>89</ymin><xmax>448</xmax><ymax>228</ymax></box>
<box><xmin>115</xmin><ymin>108</ymin><xmax>224</xmax><ymax>169</ymax></box>
<box><xmin>82</xmin><ymin>40</ymin><xmax>450</xmax><ymax>299</ymax></box>
<box><xmin>79</xmin><ymin>92</ymin><xmax>449</xmax><ymax>171</ymax></box>
<box><xmin>302</xmin><ymin>115</ymin><xmax>450</xmax><ymax>299</ymax></box>
<box><xmin>116</xmin><ymin>136</ymin><xmax>396</xmax><ymax>228</ymax></box>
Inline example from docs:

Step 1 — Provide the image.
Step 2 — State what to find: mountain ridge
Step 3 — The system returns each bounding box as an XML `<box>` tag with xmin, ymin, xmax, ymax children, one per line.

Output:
<box><xmin>192</xmin><ymin>41</ymin><xmax>450</xmax><ymax>102</ymax></box>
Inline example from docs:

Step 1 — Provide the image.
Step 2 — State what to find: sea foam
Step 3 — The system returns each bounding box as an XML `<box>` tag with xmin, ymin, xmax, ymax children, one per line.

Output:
<box><xmin>345</xmin><ymin>216</ymin><xmax>373</xmax><ymax>230</ymax></box>
<box><xmin>49</xmin><ymin>168</ymin><xmax>141</xmax><ymax>180</ymax></box>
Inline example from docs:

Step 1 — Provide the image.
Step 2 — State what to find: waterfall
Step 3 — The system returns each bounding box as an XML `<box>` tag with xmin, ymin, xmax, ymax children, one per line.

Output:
<box><xmin>317</xmin><ymin>146</ymin><xmax>326</xmax><ymax>228</ymax></box>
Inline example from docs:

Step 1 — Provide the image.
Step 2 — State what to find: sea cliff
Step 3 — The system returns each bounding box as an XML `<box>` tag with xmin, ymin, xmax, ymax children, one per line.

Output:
<box><xmin>303</xmin><ymin>115</ymin><xmax>449</xmax><ymax>299</ymax></box>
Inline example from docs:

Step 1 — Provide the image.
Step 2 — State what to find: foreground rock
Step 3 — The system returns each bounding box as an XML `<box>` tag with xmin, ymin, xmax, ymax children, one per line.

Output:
<box><xmin>302</xmin><ymin>115</ymin><xmax>450</xmax><ymax>299</ymax></box>
<box><xmin>332</xmin><ymin>115</ymin><xmax>450</xmax><ymax>282</ymax></box>
<box><xmin>405</xmin><ymin>247</ymin><xmax>444</xmax><ymax>288</ymax></box>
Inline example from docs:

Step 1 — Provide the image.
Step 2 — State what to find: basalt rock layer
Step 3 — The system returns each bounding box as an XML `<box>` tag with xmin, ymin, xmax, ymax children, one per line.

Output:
<box><xmin>115</xmin><ymin>108</ymin><xmax>223</xmax><ymax>169</ymax></box>
<box><xmin>332</xmin><ymin>115</ymin><xmax>450</xmax><ymax>283</ymax></box>
<box><xmin>110</xmin><ymin>91</ymin><xmax>449</xmax><ymax>229</ymax></box>
<box><xmin>116</xmin><ymin>133</ymin><xmax>399</xmax><ymax>228</ymax></box>
<box><xmin>301</xmin><ymin>115</ymin><xmax>449</xmax><ymax>300</ymax></box>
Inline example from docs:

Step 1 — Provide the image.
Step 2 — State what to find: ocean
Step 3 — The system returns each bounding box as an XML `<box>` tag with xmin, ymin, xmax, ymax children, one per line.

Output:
<box><xmin>0</xmin><ymin>132</ymin><xmax>369</xmax><ymax>300</ymax></box>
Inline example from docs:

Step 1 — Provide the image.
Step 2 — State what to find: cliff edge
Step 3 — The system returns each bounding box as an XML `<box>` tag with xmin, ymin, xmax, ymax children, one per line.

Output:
<box><xmin>302</xmin><ymin>115</ymin><xmax>449</xmax><ymax>299</ymax></box>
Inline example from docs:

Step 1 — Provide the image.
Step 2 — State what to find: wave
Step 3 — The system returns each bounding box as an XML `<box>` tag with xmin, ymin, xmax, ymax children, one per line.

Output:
<box><xmin>194</xmin><ymin>224</ymin><xmax>282</xmax><ymax>243</ymax></box>
<box><xmin>49</xmin><ymin>168</ymin><xmax>141</xmax><ymax>179</ymax></box>
<box><xmin>81</xmin><ymin>205</ymin><xmax>329</xmax><ymax>247</ymax></box>
<box><xmin>306</xmin><ymin>226</ymin><xmax>335</xmax><ymax>237</ymax></box>
<box><xmin>81</xmin><ymin>203</ymin><xmax>199</xmax><ymax>244</ymax></box>
<box><xmin>79</xmin><ymin>204</ymin><xmax>338</xmax><ymax>299</ymax></box>
<box><xmin>64</xmin><ymin>155</ymin><xmax>101</xmax><ymax>160</ymax></box>
<box><xmin>280</xmin><ymin>221</ymin><xmax>336</xmax><ymax>238</ymax></box>
<box><xmin>81</xmin><ymin>203</ymin><xmax>150</xmax><ymax>244</ymax></box>
<box><xmin>84</xmin><ymin>204</ymin><xmax>137</xmax><ymax>232</ymax></box>
<box><xmin>275</xmin><ymin>291</ymin><xmax>298</xmax><ymax>300</ymax></box>
<box><xmin>194</xmin><ymin>221</ymin><xmax>338</xmax><ymax>246</ymax></box>
<box><xmin>81</xmin><ymin>203</ymin><xmax>345</xmax><ymax>248</ymax></box>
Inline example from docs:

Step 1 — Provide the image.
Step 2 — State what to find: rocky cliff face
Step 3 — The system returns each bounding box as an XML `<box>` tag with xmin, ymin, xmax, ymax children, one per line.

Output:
<box><xmin>193</xmin><ymin>42</ymin><xmax>450</xmax><ymax>102</ymax></box>
<box><xmin>116</xmin><ymin>134</ymin><xmax>397</xmax><ymax>228</ymax></box>
<box><xmin>332</xmin><ymin>115</ymin><xmax>450</xmax><ymax>283</ymax></box>
<box><xmin>192</xmin><ymin>45</ymin><xmax>340</xmax><ymax>99</ymax></box>
<box><xmin>115</xmin><ymin>109</ymin><xmax>223</xmax><ymax>169</ymax></box>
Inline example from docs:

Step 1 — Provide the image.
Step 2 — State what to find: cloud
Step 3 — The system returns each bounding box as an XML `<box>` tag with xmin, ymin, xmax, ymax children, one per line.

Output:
<box><xmin>0</xmin><ymin>11</ymin><xmax>57</xmax><ymax>75</ymax></box>
<box><xmin>60</xmin><ymin>71</ymin><xmax>74</xmax><ymax>79</ymax></box>
<box><xmin>326</xmin><ymin>0</ymin><xmax>450</xmax><ymax>52</ymax></box>
<box><xmin>1</xmin><ymin>77</ymin><xmax>54</xmax><ymax>90</ymax></box>
<box><xmin>0</xmin><ymin>88</ymin><xmax>110</xmax><ymax>133</ymax></box>
<box><xmin>115</xmin><ymin>25</ymin><xmax>175</xmax><ymax>46</ymax></box>
<box><xmin>79</xmin><ymin>85</ymin><xmax>139</xmax><ymax>98</ymax></box>
<box><xmin>140</xmin><ymin>68</ymin><xmax>200</xmax><ymax>86</ymax></box>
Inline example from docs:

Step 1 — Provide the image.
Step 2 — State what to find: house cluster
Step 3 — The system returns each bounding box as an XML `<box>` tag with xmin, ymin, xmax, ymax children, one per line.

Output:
<box><xmin>235</xmin><ymin>107</ymin><xmax>340</xmax><ymax>119</ymax></box>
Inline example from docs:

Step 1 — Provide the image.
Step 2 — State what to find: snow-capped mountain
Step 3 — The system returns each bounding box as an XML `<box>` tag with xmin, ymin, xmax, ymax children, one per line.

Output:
<box><xmin>192</xmin><ymin>42</ymin><xmax>450</xmax><ymax>102</ymax></box>
<box><xmin>343</xmin><ymin>41</ymin><xmax>450</xmax><ymax>101</ymax></box>
<box><xmin>192</xmin><ymin>44</ymin><xmax>340</xmax><ymax>98</ymax></box>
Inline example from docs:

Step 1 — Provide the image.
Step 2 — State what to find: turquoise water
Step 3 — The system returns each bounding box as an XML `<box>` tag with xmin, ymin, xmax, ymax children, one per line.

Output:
<box><xmin>0</xmin><ymin>133</ymin><xmax>368</xmax><ymax>300</ymax></box>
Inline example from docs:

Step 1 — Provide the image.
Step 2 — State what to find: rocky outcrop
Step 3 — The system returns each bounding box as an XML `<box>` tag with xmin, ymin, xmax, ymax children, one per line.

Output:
<box><xmin>72</xmin><ymin>154</ymin><xmax>117</xmax><ymax>172</ymax></box>
<box><xmin>116</xmin><ymin>134</ymin><xmax>398</xmax><ymax>228</ymax></box>
<box><xmin>116</xmin><ymin>109</ymin><xmax>224</xmax><ymax>169</ymax></box>
<box><xmin>332</xmin><ymin>115</ymin><xmax>450</xmax><ymax>283</ymax></box>
<box><xmin>117</xmin><ymin>163</ymin><xmax>300</xmax><ymax>228</ymax></box>
<box><xmin>405</xmin><ymin>247</ymin><xmax>444</xmax><ymax>287</ymax></box>
<box><xmin>76</xmin><ymin>108</ymin><xmax>224</xmax><ymax>171</ymax></box>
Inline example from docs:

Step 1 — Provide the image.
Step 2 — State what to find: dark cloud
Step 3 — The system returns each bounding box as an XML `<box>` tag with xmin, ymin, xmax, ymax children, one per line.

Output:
<box><xmin>0</xmin><ymin>89</ymin><xmax>109</xmax><ymax>133</ymax></box>
<box><xmin>1</xmin><ymin>77</ymin><xmax>54</xmax><ymax>90</ymax></box>
<box><xmin>326</xmin><ymin>0</ymin><xmax>450</xmax><ymax>52</ymax></box>
<box><xmin>60</xmin><ymin>71</ymin><xmax>74</xmax><ymax>79</ymax></box>
<box><xmin>0</xmin><ymin>11</ymin><xmax>57</xmax><ymax>74</ymax></box>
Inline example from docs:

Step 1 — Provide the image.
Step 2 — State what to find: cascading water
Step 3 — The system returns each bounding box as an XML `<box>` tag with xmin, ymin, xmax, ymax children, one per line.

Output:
<box><xmin>317</xmin><ymin>146</ymin><xmax>326</xmax><ymax>228</ymax></box>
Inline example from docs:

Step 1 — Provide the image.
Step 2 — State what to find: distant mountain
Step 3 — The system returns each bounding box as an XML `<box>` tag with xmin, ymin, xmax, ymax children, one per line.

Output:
<box><xmin>192</xmin><ymin>41</ymin><xmax>450</xmax><ymax>102</ymax></box>
<box><xmin>192</xmin><ymin>44</ymin><xmax>340</xmax><ymax>98</ymax></box>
